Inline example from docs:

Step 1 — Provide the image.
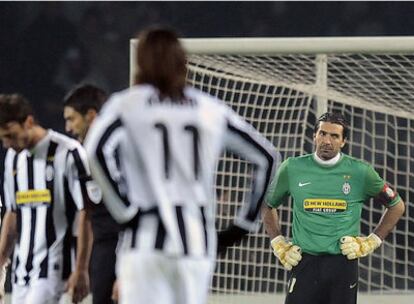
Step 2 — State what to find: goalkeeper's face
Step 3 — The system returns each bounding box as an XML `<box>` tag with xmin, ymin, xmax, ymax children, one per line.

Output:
<box><xmin>314</xmin><ymin>122</ymin><xmax>346</xmax><ymax>160</ymax></box>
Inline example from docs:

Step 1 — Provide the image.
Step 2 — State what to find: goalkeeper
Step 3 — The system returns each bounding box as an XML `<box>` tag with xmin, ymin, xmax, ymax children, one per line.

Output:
<box><xmin>261</xmin><ymin>112</ymin><xmax>405</xmax><ymax>304</ymax></box>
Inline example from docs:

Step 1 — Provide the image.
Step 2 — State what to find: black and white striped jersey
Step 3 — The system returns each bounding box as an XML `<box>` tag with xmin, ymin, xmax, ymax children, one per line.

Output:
<box><xmin>85</xmin><ymin>84</ymin><xmax>280</xmax><ymax>258</ymax></box>
<box><xmin>3</xmin><ymin>130</ymin><xmax>92</xmax><ymax>286</ymax></box>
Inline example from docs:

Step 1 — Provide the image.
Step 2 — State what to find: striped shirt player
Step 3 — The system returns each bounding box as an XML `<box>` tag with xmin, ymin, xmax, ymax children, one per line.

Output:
<box><xmin>2</xmin><ymin>130</ymin><xmax>92</xmax><ymax>303</ymax></box>
<box><xmin>0</xmin><ymin>194</ymin><xmax>6</xmax><ymax>303</ymax></box>
<box><xmin>63</xmin><ymin>83</ymin><xmax>120</xmax><ymax>304</ymax></box>
<box><xmin>85</xmin><ymin>84</ymin><xmax>279</xmax><ymax>304</ymax></box>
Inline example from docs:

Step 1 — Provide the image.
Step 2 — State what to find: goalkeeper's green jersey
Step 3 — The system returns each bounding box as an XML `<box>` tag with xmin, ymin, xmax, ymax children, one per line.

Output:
<box><xmin>265</xmin><ymin>153</ymin><xmax>401</xmax><ymax>255</ymax></box>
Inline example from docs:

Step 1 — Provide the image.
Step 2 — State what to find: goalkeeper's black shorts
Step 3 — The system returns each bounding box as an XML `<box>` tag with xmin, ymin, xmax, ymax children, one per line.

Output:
<box><xmin>285</xmin><ymin>253</ymin><xmax>358</xmax><ymax>304</ymax></box>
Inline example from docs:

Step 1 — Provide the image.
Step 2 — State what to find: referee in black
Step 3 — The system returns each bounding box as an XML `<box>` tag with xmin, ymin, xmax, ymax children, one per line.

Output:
<box><xmin>63</xmin><ymin>84</ymin><xmax>120</xmax><ymax>304</ymax></box>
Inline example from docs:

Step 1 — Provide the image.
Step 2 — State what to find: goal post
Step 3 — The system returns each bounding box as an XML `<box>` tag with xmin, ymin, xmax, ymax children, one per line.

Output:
<box><xmin>130</xmin><ymin>37</ymin><xmax>414</xmax><ymax>300</ymax></box>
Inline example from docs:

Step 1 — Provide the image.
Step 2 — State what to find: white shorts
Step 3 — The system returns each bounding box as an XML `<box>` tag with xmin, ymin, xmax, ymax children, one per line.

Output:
<box><xmin>117</xmin><ymin>251</ymin><xmax>214</xmax><ymax>304</ymax></box>
<box><xmin>12</xmin><ymin>276</ymin><xmax>65</xmax><ymax>304</ymax></box>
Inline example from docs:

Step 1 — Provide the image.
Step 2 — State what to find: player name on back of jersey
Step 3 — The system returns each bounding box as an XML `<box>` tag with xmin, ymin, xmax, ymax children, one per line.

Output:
<box><xmin>303</xmin><ymin>198</ymin><xmax>347</xmax><ymax>213</ymax></box>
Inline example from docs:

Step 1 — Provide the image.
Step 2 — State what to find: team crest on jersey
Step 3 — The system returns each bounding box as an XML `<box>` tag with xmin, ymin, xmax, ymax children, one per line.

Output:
<box><xmin>45</xmin><ymin>165</ymin><xmax>54</xmax><ymax>181</ymax></box>
<box><xmin>342</xmin><ymin>182</ymin><xmax>351</xmax><ymax>195</ymax></box>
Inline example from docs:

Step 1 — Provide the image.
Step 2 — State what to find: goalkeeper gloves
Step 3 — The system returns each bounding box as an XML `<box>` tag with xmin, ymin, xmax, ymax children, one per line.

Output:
<box><xmin>271</xmin><ymin>235</ymin><xmax>302</xmax><ymax>271</ymax></box>
<box><xmin>340</xmin><ymin>233</ymin><xmax>382</xmax><ymax>260</ymax></box>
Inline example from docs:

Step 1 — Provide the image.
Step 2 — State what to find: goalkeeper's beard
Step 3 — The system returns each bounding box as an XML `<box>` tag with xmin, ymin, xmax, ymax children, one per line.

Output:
<box><xmin>316</xmin><ymin>145</ymin><xmax>338</xmax><ymax>160</ymax></box>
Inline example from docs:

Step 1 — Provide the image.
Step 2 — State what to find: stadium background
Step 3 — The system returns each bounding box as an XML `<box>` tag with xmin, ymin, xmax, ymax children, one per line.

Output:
<box><xmin>1</xmin><ymin>1</ymin><xmax>414</xmax><ymax>131</ymax></box>
<box><xmin>0</xmin><ymin>1</ymin><xmax>413</xmax><ymax>303</ymax></box>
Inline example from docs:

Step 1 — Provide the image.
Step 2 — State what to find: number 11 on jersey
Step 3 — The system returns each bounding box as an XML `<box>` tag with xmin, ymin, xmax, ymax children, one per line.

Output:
<box><xmin>154</xmin><ymin>122</ymin><xmax>200</xmax><ymax>180</ymax></box>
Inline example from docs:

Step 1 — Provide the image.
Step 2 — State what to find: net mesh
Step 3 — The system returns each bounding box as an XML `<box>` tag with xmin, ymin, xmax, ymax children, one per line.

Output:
<box><xmin>185</xmin><ymin>52</ymin><xmax>414</xmax><ymax>295</ymax></box>
<box><xmin>130</xmin><ymin>39</ymin><xmax>414</xmax><ymax>296</ymax></box>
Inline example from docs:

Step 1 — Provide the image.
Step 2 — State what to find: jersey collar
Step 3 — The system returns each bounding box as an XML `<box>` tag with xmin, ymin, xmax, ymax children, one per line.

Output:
<box><xmin>313</xmin><ymin>152</ymin><xmax>342</xmax><ymax>167</ymax></box>
<box><xmin>29</xmin><ymin>129</ymin><xmax>51</xmax><ymax>156</ymax></box>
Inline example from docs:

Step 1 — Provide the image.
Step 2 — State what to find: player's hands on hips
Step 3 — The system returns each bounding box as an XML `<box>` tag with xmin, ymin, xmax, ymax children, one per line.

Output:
<box><xmin>271</xmin><ymin>235</ymin><xmax>302</xmax><ymax>271</ymax></box>
<box><xmin>340</xmin><ymin>233</ymin><xmax>382</xmax><ymax>260</ymax></box>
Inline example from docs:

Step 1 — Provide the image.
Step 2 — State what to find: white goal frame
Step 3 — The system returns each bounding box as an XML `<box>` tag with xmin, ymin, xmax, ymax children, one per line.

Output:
<box><xmin>130</xmin><ymin>36</ymin><xmax>414</xmax><ymax>303</ymax></box>
<box><xmin>131</xmin><ymin>36</ymin><xmax>414</xmax><ymax>119</ymax></box>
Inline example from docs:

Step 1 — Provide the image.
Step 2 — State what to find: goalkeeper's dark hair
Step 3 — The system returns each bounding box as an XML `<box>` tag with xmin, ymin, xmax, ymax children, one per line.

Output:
<box><xmin>0</xmin><ymin>94</ymin><xmax>34</xmax><ymax>127</ymax></box>
<box><xmin>134</xmin><ymin>26</ymin><xmax>187</xmax><ymax>101</ymax></box>
<box><xmin>314</xmin><ymin>112</ymin><xmax>349</xmax><ymax>140</ymax></box>
<box><xmin>63</xmin><ymin>84</ymin><xmax>107</xmax><ymax>115</ymax></box>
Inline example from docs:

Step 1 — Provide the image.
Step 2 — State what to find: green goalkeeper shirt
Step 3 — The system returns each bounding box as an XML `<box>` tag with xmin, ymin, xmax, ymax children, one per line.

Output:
<box><xmin>265</xmin><ymin>153</ymin><xmax>401</xmax><ymax>255</ymax></box>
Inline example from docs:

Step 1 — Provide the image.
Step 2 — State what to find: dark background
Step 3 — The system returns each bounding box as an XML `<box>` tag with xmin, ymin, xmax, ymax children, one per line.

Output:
<box><xmin>1</xmin><ymin>1</ymin><xmax>414</xmax><ymax>130</ymax></box>
<box><xmin>0</xmin><ymin>1</ymin><xmax>413</xmax><ymax>292</ymax></box>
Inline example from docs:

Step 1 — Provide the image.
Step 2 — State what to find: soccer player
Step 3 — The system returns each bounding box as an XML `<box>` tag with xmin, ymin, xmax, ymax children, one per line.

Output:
<box><xmin>0</xmin><ymin>149</ymin><xmax>13</xmax><ymax>304</ymax></box>
<box><xmin>0</xmin><ymin>195</ymin><xmax>5</xmax><ymax>304</ymax></box>
<box><xmin>63</xmin><ymin>84</ymin><xmax>120</xmax><ymax>304</ymax></box>
<box><xmin>84</xmin><ymin>27</ymin><xmax>279</xmax><ymax>304</ymax></box>
<box><xmin>262</xmin><ymin>112</ymin><xmax>405</xmax><ymax>304</ymax></box>
<box><xmin>0</xmin><ymin>94</ymin><xmax>93</xmax><ymax>304</ymax></box>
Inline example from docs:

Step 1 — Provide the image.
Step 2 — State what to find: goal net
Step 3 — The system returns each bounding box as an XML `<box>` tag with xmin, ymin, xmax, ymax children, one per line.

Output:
<box><xmin>130</xmin><ymin>37</ymin><xmax>414</xmax><ymax>300</ymax></box>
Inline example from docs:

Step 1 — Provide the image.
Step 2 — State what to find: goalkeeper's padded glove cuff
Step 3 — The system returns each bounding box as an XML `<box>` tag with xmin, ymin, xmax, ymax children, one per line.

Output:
<box><xmin>271</xmin><ymin>235</ymin><xmax>286</xmax><ymax>246</ymax></box>
<box><xmin>368</xmin><ymin>233</ymin><xmax>382</xmax><ymax>248</ymax></box>
<box><xmin>270</xmin><ymin>235</ymin><xmax>302</xmax><ymax>271</ymax></box>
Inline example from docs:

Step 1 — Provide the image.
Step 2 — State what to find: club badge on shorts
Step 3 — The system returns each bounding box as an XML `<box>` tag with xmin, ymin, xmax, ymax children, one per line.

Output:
<box><xmin>342</xmin><ymin>175</ymin><xmax>351</xmax><ymax>195</ymax></box>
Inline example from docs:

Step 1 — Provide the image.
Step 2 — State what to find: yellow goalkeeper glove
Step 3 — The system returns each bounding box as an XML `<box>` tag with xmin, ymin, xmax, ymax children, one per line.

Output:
<box><xmin>340</xmin><ymin>233</ymin><xmax>382</xmax><ymax>260</ymax></box>
<box><xmin>271</xmin><ymin>235</ymin><xmax>302</xmax><ymax>271</ymax></box>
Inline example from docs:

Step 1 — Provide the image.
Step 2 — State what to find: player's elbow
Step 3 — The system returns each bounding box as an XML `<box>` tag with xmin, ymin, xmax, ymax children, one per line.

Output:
<box><xmin>105</xmin><ymin>202</ymin><xmax>139</xmax><ymax>225</ymax></box>
<box><xmin>258</xmin><ymin>148</ymin><xmax>279</xmax><ymax>178</ymax></box>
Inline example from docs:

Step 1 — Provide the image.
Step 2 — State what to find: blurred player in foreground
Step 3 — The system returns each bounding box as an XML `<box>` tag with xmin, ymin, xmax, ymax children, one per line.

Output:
<box><xmin>64</xmin><ymin>84</ymin><xmax>120</xmax><ymax>304</ymax></box>
<box><xmin>0</xmin><ymin>94</ymin><xmax>93</xmax><ymax>303</ymax></box>
<box><xmin>262</xmin><ymin>112</ymin><xmax>405</xmax><ymax>304</ymax></box>
<box><xmin>85</xmin><ymin>27</ymin><xmax>280</xmax><ymax>304</ymax></box>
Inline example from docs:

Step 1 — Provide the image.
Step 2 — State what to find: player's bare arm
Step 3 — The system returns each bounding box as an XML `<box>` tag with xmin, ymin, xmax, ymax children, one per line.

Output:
<box><xmin>341</xmin><ymin>175</ymin><xmax>405</xmax><ymax>261</ymax></box>
<box><xmin>341</xmin><ymin>200</ymin><xmax>405</xmax><ymax>260</ymax></box>
<box><xmin>0</xmin><ymin>211</ymin><xmax>17</xmax><ymax>302</ymax></box>
<box><xmin>373</xmin><ymin>200</ymin><xmax>405</xmax><ymax>240</ymax></box>
<box><xmin>261</xmin><ymin>204</ymin><xmax>302</xmax><ymax>271</ymax></box>
<box><xmin>261</xmin><ymin>204</ymin><xmax>281</xmax><ymax>240</ymax></box>
<box><xmin>66</xmin><ymin>209</ymin><xmax>93</xmax><ymax>303</ymax></box>
<box><xmin>0</xmin><ymin>211</ymin><xmax>17</xmax><ymax>267</ymax></box>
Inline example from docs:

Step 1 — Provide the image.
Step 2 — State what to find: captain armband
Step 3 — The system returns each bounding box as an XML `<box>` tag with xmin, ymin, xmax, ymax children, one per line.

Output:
<box><xmin>374</xmin><ymin>183</ymin><xmax>398</xmax><ymax>207</ymax></box>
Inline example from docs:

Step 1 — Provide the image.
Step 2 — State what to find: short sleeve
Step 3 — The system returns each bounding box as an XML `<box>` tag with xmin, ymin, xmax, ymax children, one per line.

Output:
<box><xmin>3</xmin><ymin>149</ymin><xmax>17</xmax><ymax>211</ymax></box>
<box><xmin>364</xmin><ymin>165</ymin><xmax>385</xmax><ymax>198</ymax></box>
<box><xmin>65</xmin><ymin>145</ymin><xmax>92</xmax><ymax>211</ymax></box>
<box><xmin>265</xmin><ymin>158</ymin><xmax>290</xmax><ymax>208</ymax></box>
<box><xmin>364</xmin><ymin>165</ymin><xmax>401</xmax><ymax>208</ymax></box>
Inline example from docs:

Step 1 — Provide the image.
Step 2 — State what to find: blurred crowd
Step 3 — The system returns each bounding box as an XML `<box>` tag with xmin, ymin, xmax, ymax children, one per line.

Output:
<box><xmin>1</xmin><ymin>1</ymin><xmax>414</xmax><ymax>130</ymax></box>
